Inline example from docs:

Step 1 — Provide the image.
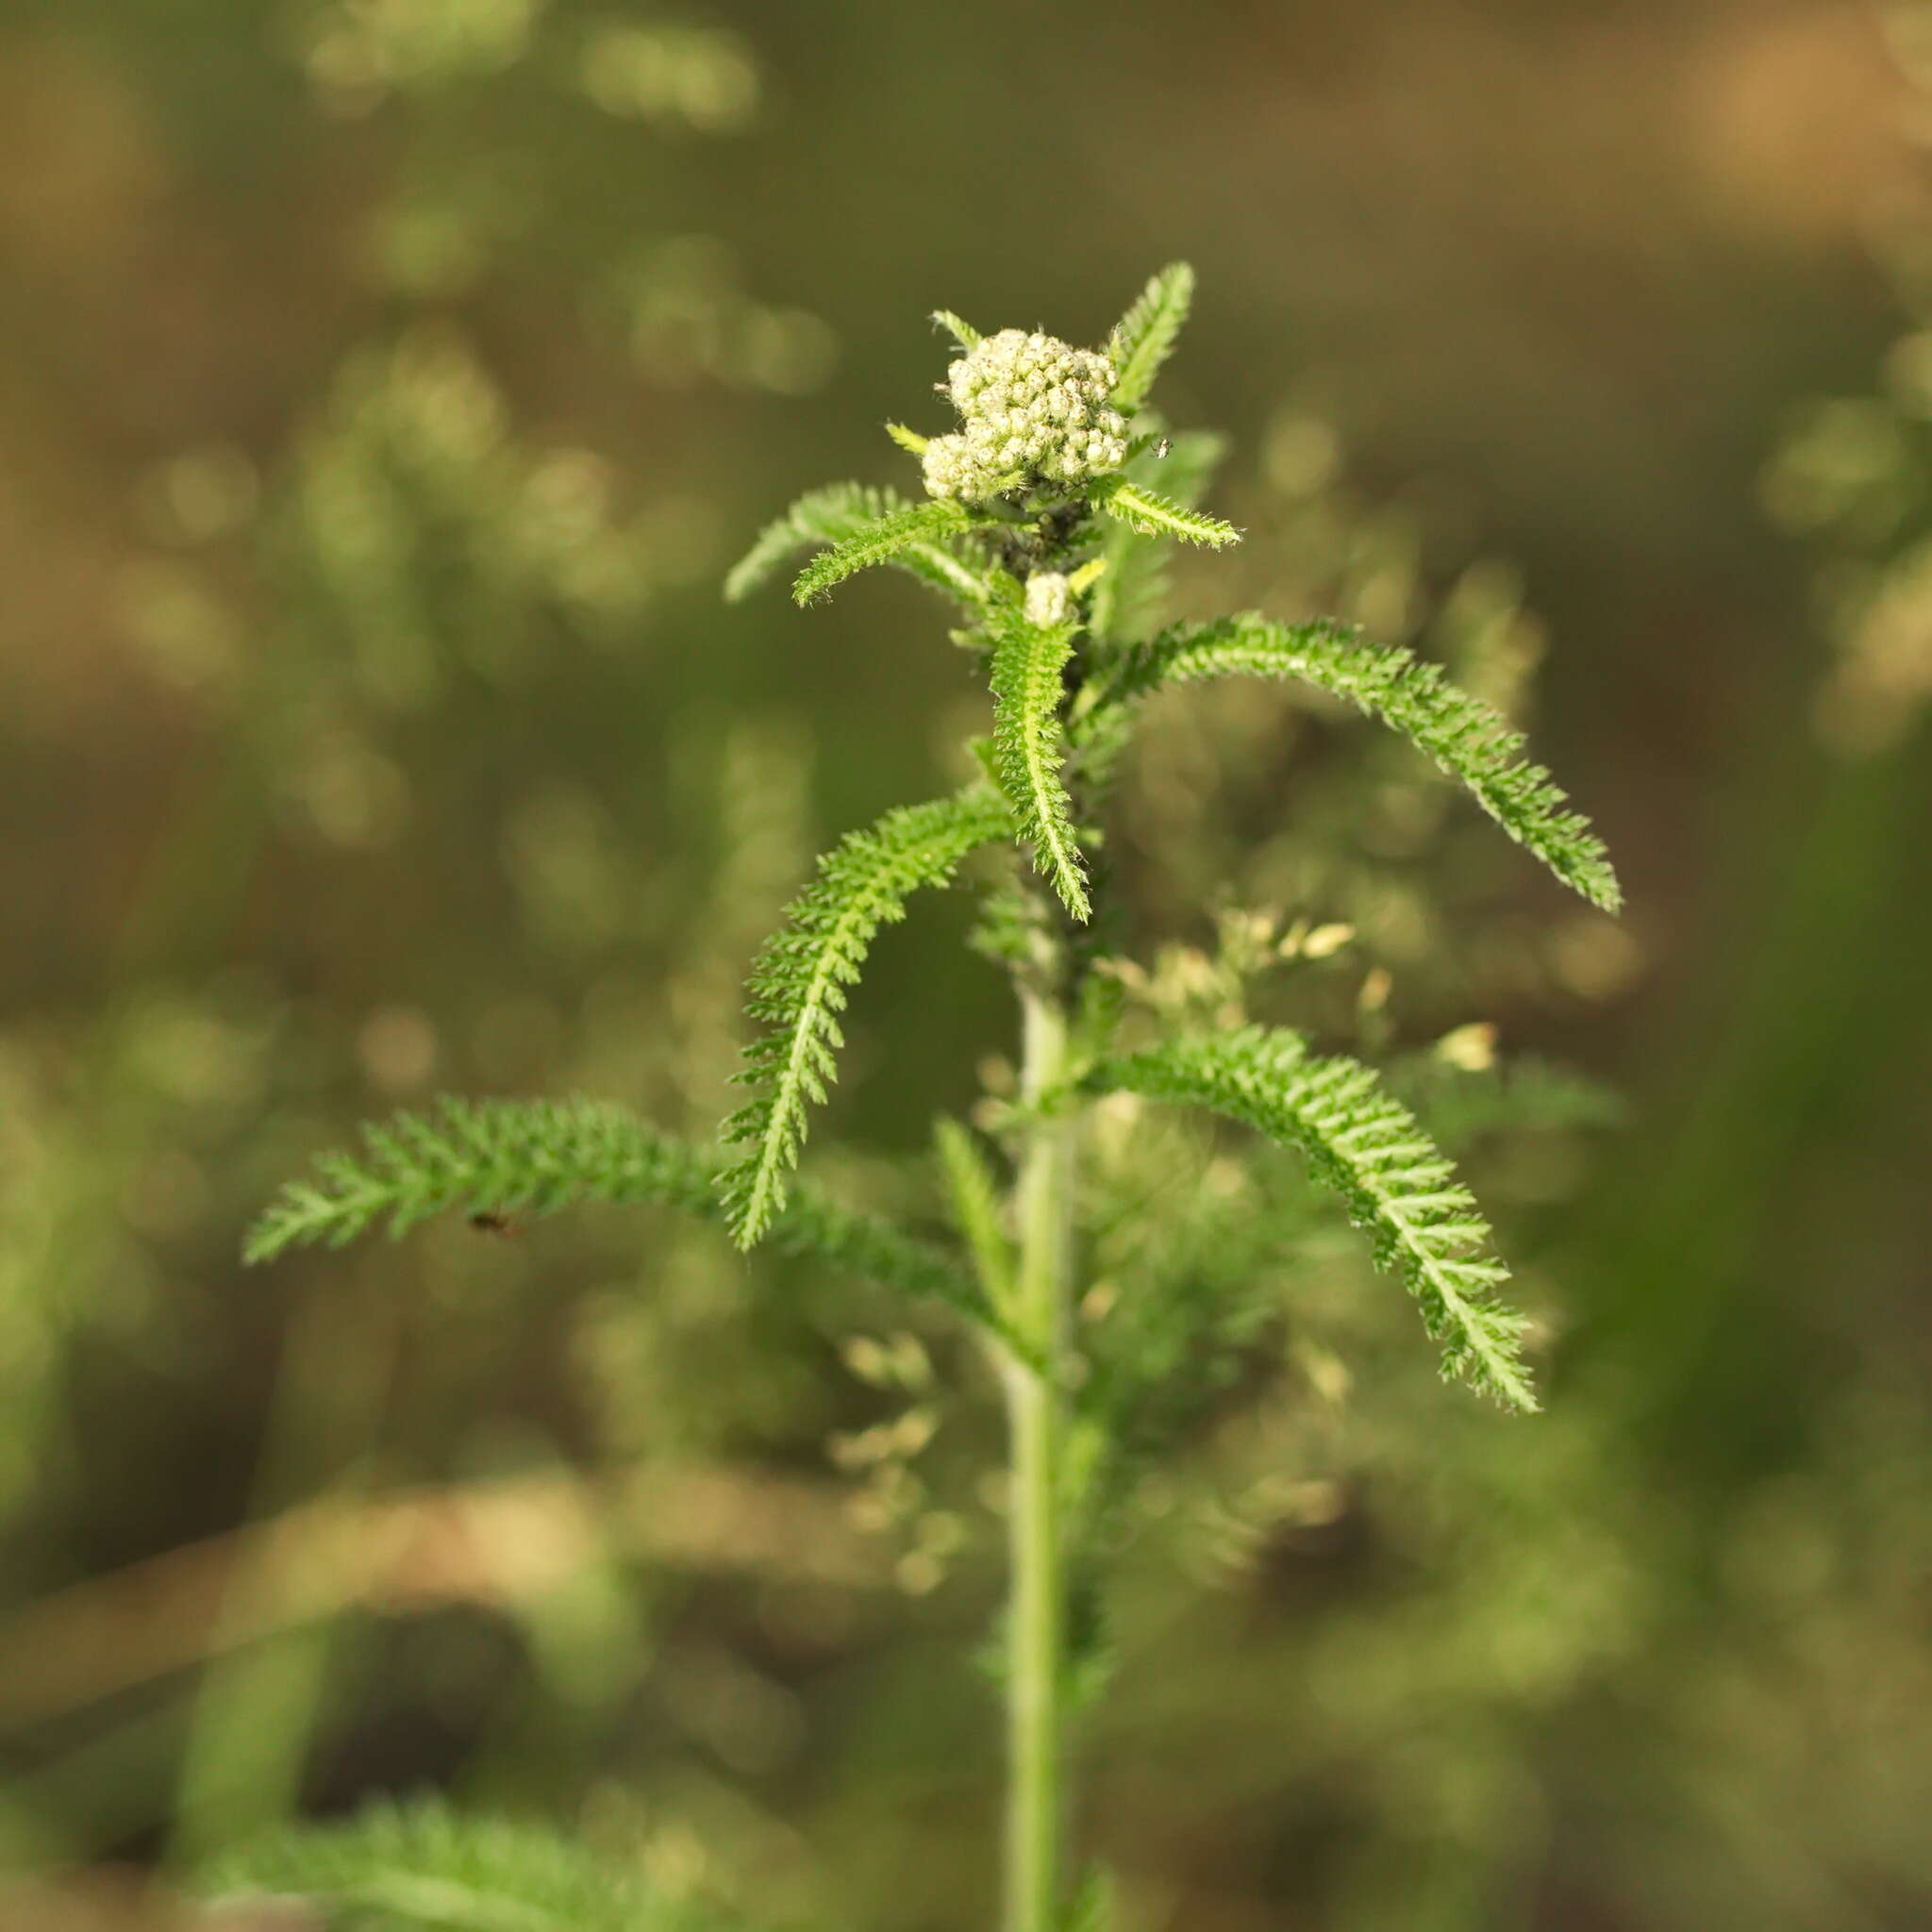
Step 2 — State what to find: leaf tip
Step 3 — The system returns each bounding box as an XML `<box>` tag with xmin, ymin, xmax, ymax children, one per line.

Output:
<box><xmin>722</xmin><ymin>1173</ymin><xmax>773</xmax><ymax>1251</ymax></box>
<box><xmin>931</xmin><ymin>308</ymin><xmax>981</xmax><ymax>350</ymax></box>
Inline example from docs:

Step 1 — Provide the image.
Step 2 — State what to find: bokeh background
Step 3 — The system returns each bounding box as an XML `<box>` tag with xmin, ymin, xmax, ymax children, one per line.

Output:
<box><xmin>2</xmin><ymin>0</ymin><xmax>1929</xmax><ymax>1926</ymax></box>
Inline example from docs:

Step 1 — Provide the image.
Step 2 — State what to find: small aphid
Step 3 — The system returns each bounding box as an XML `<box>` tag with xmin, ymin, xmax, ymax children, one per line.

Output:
<box><xmin>469</xmin><ymin>1210</ymin><xmax>519</xmax><ymax>1238</ymax></box>
<box><xmin>1154</xmin><ymin>435</ymin><xmax>1173</xmax><ymax>458</ymax></box>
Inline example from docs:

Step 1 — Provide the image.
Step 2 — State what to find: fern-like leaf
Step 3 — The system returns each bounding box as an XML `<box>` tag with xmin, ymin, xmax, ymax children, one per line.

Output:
<box><xmin>720</xmin><ymin>789</ymin><xmax>1013</xmax><ymax>1247</ymax></box>
<box><xmin>793</xmin><ymin>499</ymin><xmax>990</xmax><ymax>605</ymax></box>
<box><xmin>988</xmin><ymin>598</ymin><xmax>1090</xmax><ymax>920</ymax></box>
<box><xmin>1096</xmin><ymin>1027</ymin><xmax>1539</xmax><ymax>1409</ymax></box>
<box><xmin>243</xmin><ymin>1096</ymin><xmax>713</xmax><ymax>1258</ymax></box>
<box><xmin>1107</xmin><ymin>261</ymin><xmax>1194</xmax><ymax>412</ymax></box>
<box><xmin>932</xmin><ymin>308</ymin><xmax>981</xmax><ymax>349</ymax></box>
<box><xmin>1091</xmin><ymin>476</ymin><xmax>1241</xmax><ymax>549</ymax></box>
<box><xmin>199</xmin><ymin>1793</ymin><xmax>719</xmax><ymax>1932</ymax></box>
<box><xmin>725</xmin><ymin>482</ymin><xmax>987</xmax><ymax>611</ymax></box>
<box><xmin>1090</xmin><ymin>613</ymin><xmax>1622</xmax><ymax>910</ymax></box>
<box><xmin>1088</xmin><ymin>427</ymin><xmax>1227</xmax><ymax>645</ymax></box>
<box><xmin>247</xmin><ymin>1098</ymin><xmax>992</xmax><ymax>1331</ymax></box>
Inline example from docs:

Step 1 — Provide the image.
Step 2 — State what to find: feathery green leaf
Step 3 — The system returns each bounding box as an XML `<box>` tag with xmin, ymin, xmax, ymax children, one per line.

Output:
<box><xmin>246</xmin><ymin>1097</ymin><xmax>993</xmax><ymax>1328</ymax></box>
<box><xmin>199</xmin><ymin>1793</ymin><xmax>721</xmax><ymax>1932</ymax></box>
<box><xmin>1097</xmin><ymin>1027</ymin><xmax>1540</xmax><ymax>1409</ymax></box>
<box><xmin>793</xmin><ymin>499</ymin><xmax>987</xmax><ymax>605</ymax></box>
<box><xmin>932</xmin><ymin>308</ymin><xmax>981</xmax><ymax>349</ymax></box>
<box><xmin>1089</xmin><ymin>427</ymin><xmax>1227</xmax><ymax>644</ymax></box>
<box><xmin>1089</xmin><ymin>613</ymin><xmax>1622</xmax><ymax>910</ymax></box>
<box><xmin>1091</xmin><ymin>476</ymin><xmax>1241</xmax><ymax>549</ymax></box>
<box><xmin>721</xmin><ymin>788</ymin><xmax>1013</xmax><ymax>1247</ymax></box>
<box><xmin>1107</xmin><ymin>262</ymin><xmax>1195</xmax><ymax>412</ymax></box>
<box><xmin>724</xmin><ymin>483</ymin><xmax>988</xmax><ymax>611</ymax></box>
<box><xmin>988</xmin><ymin>598</ymin><xmax>1091</xmax><ymax>920</ymax></box>
<box><xmin>885</xmin><ymin>421</ymin><xmax>929</xmax><ymax>456</ymax></box>
<box><xmin>244</xmin><ymin>1095</ymin><xmax>714</xmax><ymax>1258</ymax></box>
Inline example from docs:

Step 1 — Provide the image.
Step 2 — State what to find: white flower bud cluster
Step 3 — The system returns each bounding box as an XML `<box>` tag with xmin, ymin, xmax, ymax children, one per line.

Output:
<box><xmin>1024</xmin><ymin>572</ymin><xmax>1073</xmax><ymax>626</ymax></box>
<box><xmin>922</xmin><ymin>329</ymin><xmax>1128</xmax><ymax>503</ymax></box>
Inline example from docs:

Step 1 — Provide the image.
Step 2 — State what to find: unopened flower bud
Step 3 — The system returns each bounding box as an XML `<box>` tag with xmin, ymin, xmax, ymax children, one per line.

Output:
<box><xmin>921</xmin><ymin>327</ymin><xmax>1128</xmax><ymax>503</ymax></box>
<box><xmin>1024</xmin><ymin>573</ymin><xmax>1073</xmax><ymax>625</ymax></box>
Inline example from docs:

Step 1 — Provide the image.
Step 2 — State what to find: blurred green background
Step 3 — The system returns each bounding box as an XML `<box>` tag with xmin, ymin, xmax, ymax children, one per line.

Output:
<box><xmin>1</xmin><ymin>0</ymin><xmax>1928</xmax><ymax>1926</ymax></box>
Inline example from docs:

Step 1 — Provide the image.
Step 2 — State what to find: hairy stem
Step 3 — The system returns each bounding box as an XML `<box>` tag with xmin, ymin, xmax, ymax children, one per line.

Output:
<box><xmin>1003</xmin><ymin>981</ymin><xmax>1078</xmax><ymax>1932</ymax></box>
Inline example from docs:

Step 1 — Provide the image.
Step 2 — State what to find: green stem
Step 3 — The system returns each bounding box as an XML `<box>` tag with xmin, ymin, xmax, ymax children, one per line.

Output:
<box><xmin>1003</xmin><ymin>983</ymin><xmax>1078</xmax><ymax>1932</ymax></box>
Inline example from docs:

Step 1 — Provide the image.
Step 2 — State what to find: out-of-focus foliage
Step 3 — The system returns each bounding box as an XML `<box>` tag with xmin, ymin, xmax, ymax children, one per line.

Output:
<box><xmin>0</xmin><ymin>0</ymin><xmax>842</xmax><ymax>1907</ymax></box>
<box><xmin>0</xmin><ymin>3</ymin><xmax>1927</xmax><ymax>1931</ymax></box>
<box><xmin>201</xmin><ymin>1792</ymin><xmax>734</xmax><ymax>1931</ymax></box>
<box><xmin>1759</xmin><ymin>3</ymin><xmax>1932</xmax><ymax>756</ymax></box>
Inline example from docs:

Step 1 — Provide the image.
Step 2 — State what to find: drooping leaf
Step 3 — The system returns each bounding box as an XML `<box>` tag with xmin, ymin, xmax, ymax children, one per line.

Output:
<box><xmin>246</xmin><ymin>1097</ymin><xmax>993</xmax><ymax>1329</ymax></box>
<box><xmin>1088</xmin><ymin>613</ymin><xmax>1623</xmax><ymax>910</ymax></box>
<box><xmin>793</xmin><ymin>499</ymin><xmax>990</xmax><ymax>605</ymax></box>
<box><xmin>1097</xmin><ymin>1027</ymin><xmax>1540</xmax><ymax>1409</ymax></box>
<box><xmin>724</xmin><ymin>481</ymin><xmax>987</xmax><ymax>611</ymax></box>
<box><xmin>720</xmin><ymin>789</ymin><xmax>1013</xmax><ymax>1246</ymax></box>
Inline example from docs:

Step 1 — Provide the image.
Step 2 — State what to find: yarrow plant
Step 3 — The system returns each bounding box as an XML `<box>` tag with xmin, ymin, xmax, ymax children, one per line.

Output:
<box><xmin>230</xmin><ymin>265</ymin><xmax>1619</xmax><ymax>1932</ymax></box>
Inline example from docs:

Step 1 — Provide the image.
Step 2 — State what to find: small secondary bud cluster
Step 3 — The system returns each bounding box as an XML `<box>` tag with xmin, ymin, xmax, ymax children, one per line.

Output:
<box><xmin>922</xmin><ymin>330</ymin><xmax>1128</xmax><ymax>504</ymax></box>
<box><xmin>1024</xmin><ymin>573</ymin><xmax>1073</xmax><ymax>626</ymax></box>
